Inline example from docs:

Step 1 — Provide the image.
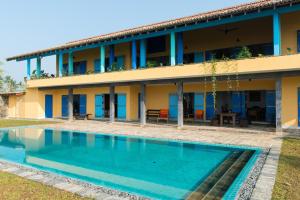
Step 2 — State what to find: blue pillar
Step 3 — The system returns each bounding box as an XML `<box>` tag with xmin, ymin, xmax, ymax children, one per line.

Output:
<box><xmin>170</xmin><ymin>32</ymin><xmax>176</xmax><ymax>66</ymax></box>
<box><xmin>140</xmin><ymin>39</ymin><xmax>146</xmax><ymax>68</ymax></box>
<box><xmin>109</xmin><ymin>45</ymin><xmax>115</xmax><ymax>70</ymax></box>
<box><xmin>273</xmin><ymin>12</ymin><xmax>281</xmax><ymax>56</ymax></box>
<box><xmin>36</xmin><ymin>57</ymin><xmax>41</xmax><ymax>78</ymax></box>
<box><xmin>100</xmin><ymin>46</ymin><xmax>105</xmax><ymax>73</ymax></box>
<box><xmin>131</xmin><ymin>40</ymin><xmax>137</xmax><ymax>69</ymax></box>
<box><xmin>68</xmin><ymin>52</ymin><xmax>73</xmax><ymax>75</ymax></box>
<box><xmin>58</xmin><ymin>52</ymin><xmax>63</xmax><ymax>77</ymax></box>
<box><xmin>177</xmin><ymin>32</ymin><xmax>183</xmax><ymax>65</ymax></box>
<box><xmin>26</xmin><ymin>59</ymin><xmax>31</xmax><ymax>80</ymax></box>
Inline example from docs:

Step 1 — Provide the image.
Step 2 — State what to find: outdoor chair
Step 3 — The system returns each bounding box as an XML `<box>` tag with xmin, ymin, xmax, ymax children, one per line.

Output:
<box><xmin>157</xmin><ymin>109</ymin><xmax>169</xmax><ymax>123</ymax></box>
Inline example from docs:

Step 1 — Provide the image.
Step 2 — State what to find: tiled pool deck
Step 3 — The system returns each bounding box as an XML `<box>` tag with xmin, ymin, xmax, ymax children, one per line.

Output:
<box><xmin>1</xmin><ymin>120</ymin><xmax>284</xmax><ymax>199</ymax></box>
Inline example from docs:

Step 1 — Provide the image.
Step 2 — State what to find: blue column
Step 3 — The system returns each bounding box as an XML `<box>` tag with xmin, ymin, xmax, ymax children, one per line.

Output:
<box><xmin>100</xmin><ymin>46</ymin><xmax>105</xmax><ymax>73</ymax></box>
<box><xmin>140</xmin><ymin>39</ymin><xmax>146</xmax><ymax>68</ymax></box>
<box><xmin>58</xmin><ymin>52</ymin><xmax>63</xmax><ymax>77</ymax></box>
<box><xmin>170</xmin><ymin>32</ymin><xmax>176</xmax><ymax>66</ymax></box>
<box><xmin>131</xmin><ymin>40</ymin><xmax>137</xmax><ymax>69</ymax></box>
<box><xmin>26</xmin><ymin>59</ymin><xmax>31</xmax><ymax>80</ymax></box>
<box><xmin>36</xmin><ymin>57</ymin><xmax>41</xmax><ymax>78</ymax></box>
<box><xmin>68</xmin><ymin>52</ymin><xmax>73</xmax><ymax>75</ymax></box>
<box><xmin>273</xmin><ymin>12</ymin><xmax>281</xmax><ymax>56</ymax></box>
<box><xmin>109</xmin><ymin>45</ymin><xmax>115</xmax><ymax>70</ymax></box>
<box><xmin>177</xmin><ymin>32</ymin><xmax>183</xmax><ymax>65</ymax></box>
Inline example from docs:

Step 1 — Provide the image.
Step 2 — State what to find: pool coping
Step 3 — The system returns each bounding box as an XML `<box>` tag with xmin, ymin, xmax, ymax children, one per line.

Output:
<box><xmin>0</xmin><ymin>125</ymin><xmax>270</xmax><ymax>200</ymax></box>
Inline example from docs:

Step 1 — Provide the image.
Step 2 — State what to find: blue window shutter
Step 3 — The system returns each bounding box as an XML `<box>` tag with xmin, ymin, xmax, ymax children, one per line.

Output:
<box><xmin>45</xmin><ymin>95</ymin><xmax>53</xmax><ymax>118</ymax></box>
<box><xmin>117</xmin><ymin>94</ymin><xmax>126</xmax><ymax>119</ymax></box>
<box><xmin>206</xmin><ymin>92</ymin><xmax>214</xmax><ymax>120</ymax></box>
<box><xmin>117</xmin><ymin>56</ymin><xmax>125</xmax><ymax>69</ymax></box>
<box><xmin>169</xmin><ymin>94</ymin><xmax>178</xmax><ymax>120</ymax></box>
<box><xmin>265</xmin><ymin>91</ymin><xmax>276</xmax><ymax>123</ymax></box>
<box><xmin>297</xmin><ymin>30</ymin><xmax>300</xmax><ymax>53</ymax></box>
<box><xmin>94</xmin><ymin>59</ymin><xmax>100</xmax><ymax>73</ymax></box>
<box><xmin>194</xmin><ymin>52</ymin><xmax>204</xmax><ymax>63</ymax></box>
<box><xmin>62</xmin><ymin>95</ymin><xmax>68</xmax><ymax>117</ymax></box>
<box><xmin>79</xmin><ymin>95</ymin><xmax>87</xmax><ymax>115</ymax></box>
<box><xmin>80</xmin><ymin>61</ymin><xmax>87</xmax><ymax>74</ymax></box>
<box><xmin>95</xmin><ymin>95</ymin><xmax>104</xmax><ymax>118</ymax></box>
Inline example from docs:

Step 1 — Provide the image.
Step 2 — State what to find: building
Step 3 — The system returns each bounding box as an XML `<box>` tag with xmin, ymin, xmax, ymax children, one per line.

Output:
<box><xmin>6</xmin><ymin>0</ymin><xmax>300</xmax><ymax>130</ymax></box>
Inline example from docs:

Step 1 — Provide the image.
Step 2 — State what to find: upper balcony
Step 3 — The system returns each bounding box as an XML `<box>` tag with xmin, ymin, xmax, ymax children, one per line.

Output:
<box><xmin>26</xmin><ymin>53</ymin><xmax>300</xmax><ymax>88</ymax></box>
<box><xmin>7</xmin><ymin>1</ymin><xmax>300</xmax><ymax>88</ymax></box>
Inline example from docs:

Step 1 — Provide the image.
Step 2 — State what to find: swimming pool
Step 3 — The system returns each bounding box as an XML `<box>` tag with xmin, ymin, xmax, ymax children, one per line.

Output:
<box><xmin>0</xmin><ymin>127</ymin><xmax>260</xmax><ymax>199</ymax></box>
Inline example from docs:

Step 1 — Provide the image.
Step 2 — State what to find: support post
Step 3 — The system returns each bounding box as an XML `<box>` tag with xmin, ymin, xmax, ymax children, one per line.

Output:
<box><xmin>177</xmin><ymin>32</ymin><xmax>183</xmax><ymax>65</ymax></box>
<box><xmin>276</xmin><ymin>77</ymin><xmax>282</xmax><ymax>132</ymax></box>
<box><xmin>110</xmin><ymin>85</ymin><xmax>115</xmax><ymax>123</ymax></box>
<box><xmin>26</xmin><ymin>59</ymin><xmax>31</xmax><ymax>80</ymax></box>
<box><xmin>100</xmin><ymin>45</ymin><xmax>105</xmax><ymax>73</ymax></box>
<box><xmin>109</xmin><ymin>45</ymin><xmax>115</xmax><ymax>70</ymax></box>
<box><xmin>132</xmin><ymin>40</ymin><xmax>137</xmax><ymax>69</ymax></box>
<box><xmin>140</xmin><ymin>83</ymin><xmax>146</xmax><ymax>126</ymax></box>
<box><xmin>58</xmin><ymin>52</ymin><xmax>63</xmax><ymax>77</ymax></box>
<box><xmin>177</xmin><ymin>81</ymin><xmax>183</xmax><ymax>128</ymax></box>
<box><xmin>273</xmin><ymin>12</ymin><xmax>281</xmax><ymax>56</ymax></box>
<box><xmin>68</xmin><ymin>88</ymin><xmax>73</xmax><ymax>121</ymax></box>
<box><xmin>36</xmin><ymin>57</ymin><xmax>41</xmax><ymax>78</ymax></box>
<box><xmin>68</xmin><ymin>52</ymin><xmax>73</xmax><ymax>75</ymax></box>
<box><xmin>140</xmin><ymin>39</ymin><xmax>146</xmax><ymax>68</ymax></box>
<box><xmin>170</xmin><ymin>32</ymin><xmax>176</xmax><ymax>66</ymax></box>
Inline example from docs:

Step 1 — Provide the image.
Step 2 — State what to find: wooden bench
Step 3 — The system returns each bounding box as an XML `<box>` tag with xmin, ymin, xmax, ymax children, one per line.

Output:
<box><xmin>146</xmin><ymin>109</ymin><xmax>160</xmax><ymax>120</ymax></box>
<box><xmin>74</xmin><ymin>113</ymin><xmax>92</xmax><ymax>120</ymax></box>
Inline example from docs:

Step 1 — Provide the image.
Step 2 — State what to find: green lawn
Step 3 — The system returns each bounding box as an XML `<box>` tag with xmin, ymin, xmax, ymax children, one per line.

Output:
<box><xmin>0</xmin><ymin>119</ymin><xmax>58</xmax><ymax>128</ymax></box>
<box><xmin>0</xmin><ymin>119</ymin><xmax>89</xmax><ymax>200</ymax></box>
<box><xmin>272</xmin><ymin>137</ymin><xmax>300</xmax><ymax>200</ymax></box>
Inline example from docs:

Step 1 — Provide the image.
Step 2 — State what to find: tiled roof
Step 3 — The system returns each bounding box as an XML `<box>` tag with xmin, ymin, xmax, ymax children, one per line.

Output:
<box><xmin>6</xmin><ymin>0</ymin><xmax>300</xmax><ymax>61</ymax></box>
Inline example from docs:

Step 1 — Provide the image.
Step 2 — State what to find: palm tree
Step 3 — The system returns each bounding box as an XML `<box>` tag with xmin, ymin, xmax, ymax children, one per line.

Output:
<box><xmin>4</xmin><ymin>75</ymin><xmax>17</xmax><ymax>92</ymax></box>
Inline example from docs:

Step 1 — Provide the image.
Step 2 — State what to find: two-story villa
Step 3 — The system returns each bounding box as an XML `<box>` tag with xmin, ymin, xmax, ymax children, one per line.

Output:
<box><xmin>6</xmin><ymin>0</ymin><xmax>300</xmax><ymax>130</ymax></box>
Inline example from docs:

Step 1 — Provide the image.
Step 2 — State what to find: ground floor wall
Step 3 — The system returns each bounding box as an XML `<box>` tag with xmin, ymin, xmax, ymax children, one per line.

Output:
<box><xmin>8</xmin><ymin>77</ymin><xmax>300</xmax><ymax>129</ymax></box>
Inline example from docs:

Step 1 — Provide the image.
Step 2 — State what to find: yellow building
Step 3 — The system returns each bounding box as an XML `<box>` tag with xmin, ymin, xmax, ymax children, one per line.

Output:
<box><xmin>6</xmin><ymin>0</ymin><xmax>300</xmax><ymax>130</ymax></box>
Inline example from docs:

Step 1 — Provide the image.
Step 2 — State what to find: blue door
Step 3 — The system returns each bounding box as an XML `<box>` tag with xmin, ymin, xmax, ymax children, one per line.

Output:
<box><xmin>94</xmin><ymin>59</ymin><xmax>100</xmax><ymax>73</ymax></box>
<box><xmin>45</xmin><ymin>95</ymin><xmax>53</xmax><ymax>118</ymax></box>
<box><xmin>80</xmin><ymin>61</ymin><xmax>87</xmax><ymax>74</ymax></box>
<box><xmin>44</xmin><ymin>129</ymin><xmax>53</xmax><ymax>146</ymax></box>
<box><xmin>265</xmin><ymin>91</ymin><xmax>276</xmax><ymax>123</ymax></box>
<box><xmin>117</xmin><ymin>56</ymin><xmax>125</xmax><ymax>70</ymax></box>
<box><xmin>169</xmin><ymin>94</ymin><xmax>178</xmax><ymax>120</ymax></box>
<box><xmin>194</xmin><ymin>93</ymin><xmax>204</xmax><ymax>113</ymax></box>
<box><xmin>95</xmin><ymin>95</ymin><xmax>104</xmax><ymax>118</ymax></box>
<box><xmin>231</xmin><ymin>92</ymin><xmax>246</xmax><ymax>118</ymax></box>
<box><xmin>194</xmin><ymin>52</ymin><xmax>204</xmax><ymax>63</ymax></box>
<box><xmin>206</xmin><ymin>92</ymin><xmax>215</xmax><ymax>120</ymax></box>
<box><xmin>62</xmin><ymin>95</ymin><xmax>68</xmax><ymax>117</ymax></box>
<box><xmin>79</xmin><ymin>95</ymin><xmax>87</xmax><ymax>115</ymax></box>
<box><xmin>117</xmin><ymin>94</ymin><xmax>126</xmax><ymax>119</ymax></box>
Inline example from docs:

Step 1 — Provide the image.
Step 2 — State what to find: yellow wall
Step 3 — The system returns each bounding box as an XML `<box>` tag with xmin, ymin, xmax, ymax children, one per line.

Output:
<box><xmin>282</xmin><ymin>76</ymin><xmax>300</xmax><ymax>128</ymax></box>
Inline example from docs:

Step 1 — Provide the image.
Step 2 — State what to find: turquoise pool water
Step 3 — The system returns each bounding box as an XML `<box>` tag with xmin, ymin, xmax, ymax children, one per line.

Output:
<box><xmin>0</xmin><ymin>127</ymin><xmax>259</xmax><ymax>199</ymax></box>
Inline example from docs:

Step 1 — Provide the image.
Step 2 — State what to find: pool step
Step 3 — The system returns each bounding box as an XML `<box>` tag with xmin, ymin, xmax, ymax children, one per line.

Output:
<box><xmin>186</xmin><ymin>150</ymin><xmax>254</xmax><ymax>200</ymax></box>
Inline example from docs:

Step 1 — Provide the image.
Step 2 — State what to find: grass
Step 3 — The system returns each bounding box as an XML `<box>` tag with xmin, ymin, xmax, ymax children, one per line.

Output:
<box><xmin>0</xmin><ymin>119</ymin><xmax>89</xmax><ymax>200</ymax></box>
<box><xmin>0</xmin><ymin>119</ymin><xmax>58</xmax><ymax>128</ymax></box>
<box><xmin>272</xmin><ymin>137</ymin><xmax>300</xmax><ymax>200</ymax></box>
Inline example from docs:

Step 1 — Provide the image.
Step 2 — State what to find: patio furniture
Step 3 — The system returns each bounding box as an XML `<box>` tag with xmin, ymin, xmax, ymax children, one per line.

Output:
<box><xmin>157</xmin><ymin>109</ymin><xmax>169</xmax><ymax>123</ymax></box>
<box><xmin>74</xmin><ymin>113</ymin><xmax>92</xmax><ymax>120</ymax></box>
<box><xmin>146</xmin><ymin>109</ymin><xmax>160</xmax><ymax>120</ymax></box>
<box><xmin>220</xmin><ymin>113</ymin><xmax>236</xmax><ymax>126</ymax></box>
<box><xmin>195</xmin><ymin>110</ymin><xmax>204</xmax><ymax>120</ymax></box>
